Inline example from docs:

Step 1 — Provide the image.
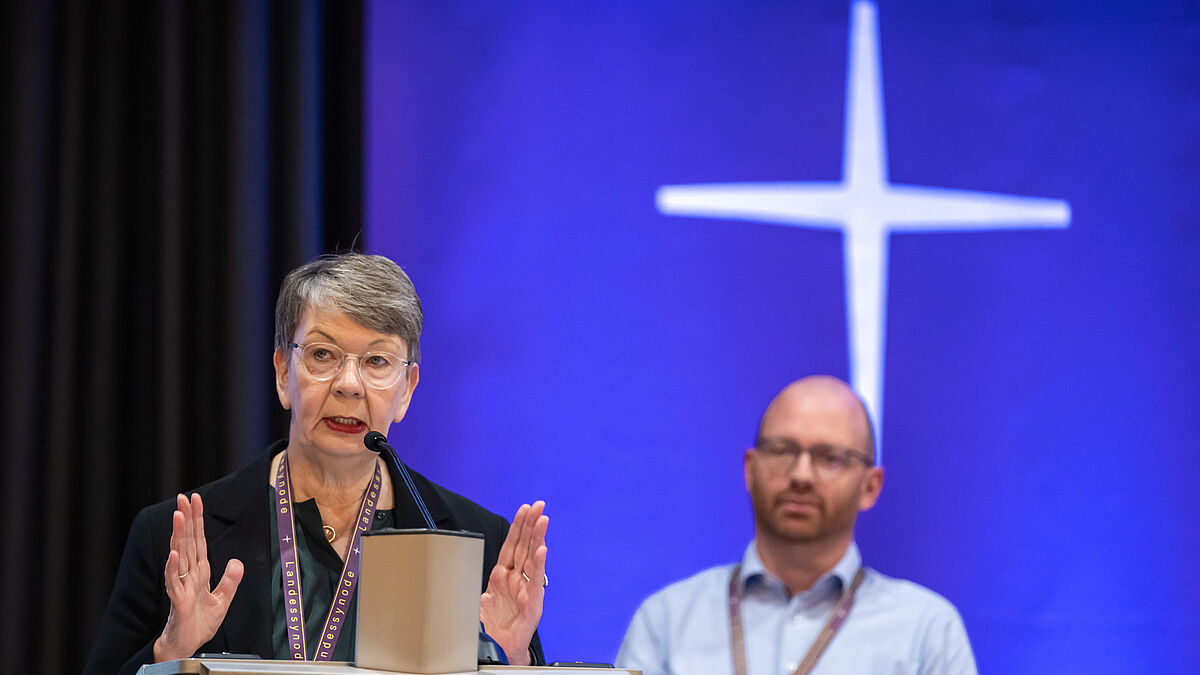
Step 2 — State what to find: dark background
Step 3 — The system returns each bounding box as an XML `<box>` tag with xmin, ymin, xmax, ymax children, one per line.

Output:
<box><xmin>1</xmin><ymin>2</ymin><xmax>365</xmax><ymax>672</ymax></box>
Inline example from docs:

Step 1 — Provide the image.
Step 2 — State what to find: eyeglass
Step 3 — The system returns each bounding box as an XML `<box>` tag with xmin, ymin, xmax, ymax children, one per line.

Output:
<box><xmin>752</xmin><ymin>441</ymin><xmax>873</xmax><ymax>481</ymax></box>
<box><xmin>288</xmin><ymin>342</ymin><xmax>412</xmax><ymax>390</ymax></box>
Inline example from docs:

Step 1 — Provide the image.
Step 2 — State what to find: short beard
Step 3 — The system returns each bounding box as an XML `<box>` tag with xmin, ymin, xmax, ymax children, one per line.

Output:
<box><xmin>749</xmin><ymin>477</ymin><xmax>828</xmax><ymax>544</ymax></box>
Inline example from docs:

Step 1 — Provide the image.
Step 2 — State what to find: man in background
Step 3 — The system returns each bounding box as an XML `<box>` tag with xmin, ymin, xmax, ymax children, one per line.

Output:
<box><xmin>617</xmin><ymin>375</ymin><xmax>975</xmax><ymax>674</ymax></box>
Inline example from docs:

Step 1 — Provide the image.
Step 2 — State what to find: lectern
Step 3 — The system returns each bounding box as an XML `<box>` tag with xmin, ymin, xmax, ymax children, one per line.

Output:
<box><xmin>138</xmin><ymin>660</ymin><xmax>639</xmax><ymax>675</ymax></box>
<box><xmin>136</xmin><ymin>526</ymin><xmax>622</xmax><ymax>675</ymax></box>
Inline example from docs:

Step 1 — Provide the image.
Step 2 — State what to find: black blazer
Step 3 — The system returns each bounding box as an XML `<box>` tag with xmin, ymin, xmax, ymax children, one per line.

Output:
<box><xmin>84</xmin><ymin>441</ymin><xmax>543</xmax><ymax>674</ymax></box>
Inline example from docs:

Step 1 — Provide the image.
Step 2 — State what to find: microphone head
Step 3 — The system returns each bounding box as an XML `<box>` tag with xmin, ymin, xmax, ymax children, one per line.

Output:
<box><xmin>363</xmin><ymin>430</ymin><xmax>388</xmax><ymax>453</ymax></box>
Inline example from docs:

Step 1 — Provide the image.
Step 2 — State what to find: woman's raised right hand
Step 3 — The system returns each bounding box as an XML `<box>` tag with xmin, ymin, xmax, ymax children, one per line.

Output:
<box><xmin>153</xmin><ymin>493</ymin><xmax>244</xmax><ymax>662</ymax></box>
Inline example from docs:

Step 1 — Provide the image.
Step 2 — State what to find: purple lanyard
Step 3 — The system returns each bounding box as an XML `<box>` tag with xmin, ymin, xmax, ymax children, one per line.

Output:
<box><xmin>274</xmin><ymin>452</ymin><xmax>381</xmax><ymax>661</ymax></box>
<box><xmin>727</xmin><ymin>563</ymin><xmax>865</xmax><ymax>675</ymax></box>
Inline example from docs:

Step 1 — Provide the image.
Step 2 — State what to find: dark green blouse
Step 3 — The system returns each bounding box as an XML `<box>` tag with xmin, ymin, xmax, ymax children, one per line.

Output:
<box><xmin>268</xmin><ymin>489</ymin><xmax>396</xmax><ymax>661</ymax></box>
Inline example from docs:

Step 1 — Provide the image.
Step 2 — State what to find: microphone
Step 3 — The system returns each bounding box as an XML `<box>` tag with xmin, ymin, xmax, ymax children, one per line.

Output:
<box><xmin>365</xmin><ymin>431</ymin><xmax>504</xmax><ymax>666</ymax></box>
<box><xmin>364</xmin><ymin>431</ymin><xmax>436</xmax><ymax>530</ymax></box>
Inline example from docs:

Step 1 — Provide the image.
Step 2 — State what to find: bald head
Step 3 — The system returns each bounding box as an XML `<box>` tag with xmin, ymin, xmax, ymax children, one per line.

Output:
<box><xmin>745</xmin><ymin>375</ymin><xmax>884</xmax><ymax>574</ymax></box>
<box><xmin>756</xmin><ymin>375</ymin><xmax>876</xmax><ymax>463</ymax></box>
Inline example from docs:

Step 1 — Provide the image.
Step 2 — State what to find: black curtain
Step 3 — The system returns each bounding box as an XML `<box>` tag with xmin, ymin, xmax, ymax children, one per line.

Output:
<box><xmin>0</xmin><ymin>1</ymin><xmax>364</xmax><ymax>672</ymax></box>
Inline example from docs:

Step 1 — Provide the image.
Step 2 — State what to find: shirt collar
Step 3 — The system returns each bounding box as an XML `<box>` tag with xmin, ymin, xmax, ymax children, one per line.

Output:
<box><xmin>739</xmin><ymin>539</ymin><xmax>862</xmax><ymax>596</ymax></box>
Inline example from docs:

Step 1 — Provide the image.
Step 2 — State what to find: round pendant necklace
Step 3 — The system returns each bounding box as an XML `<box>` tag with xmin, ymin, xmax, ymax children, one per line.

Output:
<box><xmin>323</xmin><ymin>524</ymin><xmax>336</xmax><ymax>542</ymax></box>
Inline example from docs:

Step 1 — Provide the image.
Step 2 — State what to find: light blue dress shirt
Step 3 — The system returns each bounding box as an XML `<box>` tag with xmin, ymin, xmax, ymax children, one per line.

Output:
<box><xmin>617</xmin><ymin>541</ymin><xmax>977</xmax><ymax>675</ymax></box>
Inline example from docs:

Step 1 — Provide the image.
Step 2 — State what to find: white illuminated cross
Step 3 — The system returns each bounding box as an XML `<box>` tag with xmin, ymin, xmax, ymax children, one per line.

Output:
<box><xmin>656</xmin><ymin>0</ymin><xmax>1071</xmax><ymax>461</ymax></box>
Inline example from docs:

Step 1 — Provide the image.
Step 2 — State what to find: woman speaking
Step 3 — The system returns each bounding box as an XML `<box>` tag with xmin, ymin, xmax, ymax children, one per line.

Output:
<box><xmin>85</xmin><ymin>253</ymin><xmax>549</xmax><ymax>673</ymax></box>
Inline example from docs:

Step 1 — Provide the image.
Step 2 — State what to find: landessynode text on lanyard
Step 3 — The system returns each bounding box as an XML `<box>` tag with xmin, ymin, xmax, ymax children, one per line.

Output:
<box><xmin>274</xmin><ymin>452</ymin><xmax>381</xmax><ymax>661</ymax></box>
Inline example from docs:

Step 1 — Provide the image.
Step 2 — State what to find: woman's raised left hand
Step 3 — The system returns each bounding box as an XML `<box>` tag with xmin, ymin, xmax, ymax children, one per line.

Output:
<box><xmin>480</xmin><ymin>500</ymin><xmax>549</xmax><ymax>666</ymax></box>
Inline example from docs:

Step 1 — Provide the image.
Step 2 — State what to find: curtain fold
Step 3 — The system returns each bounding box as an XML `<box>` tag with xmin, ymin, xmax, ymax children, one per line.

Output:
<box><xmin>0</xmin><ymin>1</ymin><xmax>364</xmax><ymax>671</ymax></box>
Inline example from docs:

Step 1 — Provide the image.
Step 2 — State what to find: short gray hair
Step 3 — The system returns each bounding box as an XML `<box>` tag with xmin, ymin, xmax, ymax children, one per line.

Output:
<box><xmin>274</xmin><ymin>253</ymin><xmax>423</xmax><ymax>363</ymax></box>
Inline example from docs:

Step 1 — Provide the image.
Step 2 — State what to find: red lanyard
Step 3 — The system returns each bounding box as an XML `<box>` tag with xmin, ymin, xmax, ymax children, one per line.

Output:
<box><xmin>727</xmin><ymin>563</ymin><xmax>865</xmax><ymax>675</ymax></box>
<box><xmin>274</xmin><ymin>453</ymin><xmax>381</xmax><ymax>660</ymax></box>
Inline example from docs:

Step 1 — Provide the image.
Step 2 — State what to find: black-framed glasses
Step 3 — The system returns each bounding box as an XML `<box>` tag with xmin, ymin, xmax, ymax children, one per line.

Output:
<box><xmin>288</xmin><ymin>342</ymin><xmax>412</xmax><ymax>390</ymax></box>
<box><xmin>752</xmin><ymin>441</ymin><xmax>873</xmax><ymax>481</ymax></box>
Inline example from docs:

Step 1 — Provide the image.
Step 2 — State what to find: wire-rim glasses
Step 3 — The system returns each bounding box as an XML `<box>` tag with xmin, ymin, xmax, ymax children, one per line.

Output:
<box><xmin>753</xmin><ymin>441</ymin><xmax>873</xmax><ymax>481</ymax></box>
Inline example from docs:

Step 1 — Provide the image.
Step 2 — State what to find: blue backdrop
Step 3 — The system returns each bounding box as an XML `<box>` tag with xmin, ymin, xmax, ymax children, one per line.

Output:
<box><xmin>364</xmin><ymin>1</ymin><xmax>1200</xmax><ymax>671</ymax></box>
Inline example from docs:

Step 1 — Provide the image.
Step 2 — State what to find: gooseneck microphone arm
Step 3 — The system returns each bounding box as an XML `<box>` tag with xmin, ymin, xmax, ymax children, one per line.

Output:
<box><xmin>363</xmin><ymin>431</ymin><xmax>437</xmax><ymax>530</ymax></box>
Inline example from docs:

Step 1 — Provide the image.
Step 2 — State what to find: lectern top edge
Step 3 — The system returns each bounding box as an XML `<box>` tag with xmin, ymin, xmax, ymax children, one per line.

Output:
<box><xmin>362</xmin><ymin>528</ymin><xmax>485</xmax><ymax>540</ymax></box>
